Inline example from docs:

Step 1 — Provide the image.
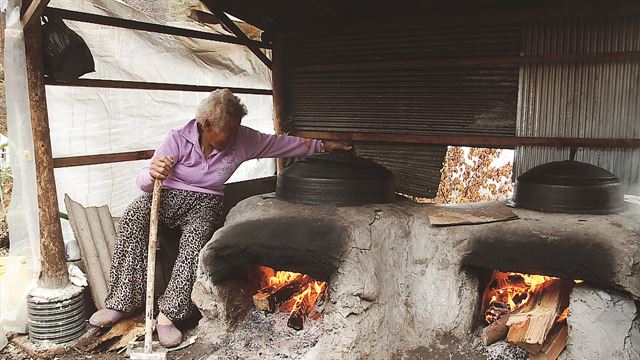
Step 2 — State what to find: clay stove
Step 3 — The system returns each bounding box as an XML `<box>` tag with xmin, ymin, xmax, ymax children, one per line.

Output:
<box><xmin>191</xmin><ymin>193</ymin><xmax>640</xmax><ymax>359</ymax></box>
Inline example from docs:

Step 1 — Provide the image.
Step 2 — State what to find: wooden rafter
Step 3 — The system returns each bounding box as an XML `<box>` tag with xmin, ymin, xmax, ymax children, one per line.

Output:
<box><xmin>53</xmin><ymin>150</ymin><xmax>155</xmax><ymax>168</ymax></box>
<box><xmin>293</xmin><ymin>51</ymin><xmax>640</xmax><ymax>73</ymax></box>
<box><xmin>21</xmin><ymin>0</ymin><xmax>51</xmax><ymax>27</ymax></box>
<box><xmin>46</xmin><ymin>7</ymin><xmax>271</xmax><ymax>49</ymax></box>
<box><xmin>293</xmin><ymin>131</ymin><xmax>640</xmax><ymax>149</ymax></box>
<box><xmin>205</xmin><ymin>4</ymin><xmax>272</xmax><ymax>69</ymax></box>
<box><xmin>45</xmin><ymin>78</ymin><xmax>273</xmax><ymax>95</ymax></box>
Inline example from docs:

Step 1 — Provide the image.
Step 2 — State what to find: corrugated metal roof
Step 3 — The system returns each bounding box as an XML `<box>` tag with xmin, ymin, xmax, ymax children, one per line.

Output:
<box><xmin>65</xmin><ymin>195</ymin><xmax>114</xmax><ymax>310</ymax></box>
<box><xmin>64</xmin><ymin>195</ymin><xmax>177</xmax><ymax>309</ymax></box>
<box><xmin>207</xmin><ymin>0</ymin><xmax>640</xmax><ymax>32</ymax></box>
<box><xmin>515</xmin><ymin>17</ymin><xmax>640</xmax><ymax>194</ymax></box>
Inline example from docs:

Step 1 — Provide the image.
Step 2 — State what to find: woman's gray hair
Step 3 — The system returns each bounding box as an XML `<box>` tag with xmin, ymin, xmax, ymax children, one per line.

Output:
<box><xmin>195</xmin><ymin>89</ymin><xmax>248</xmax><ymax>129</ymax></box>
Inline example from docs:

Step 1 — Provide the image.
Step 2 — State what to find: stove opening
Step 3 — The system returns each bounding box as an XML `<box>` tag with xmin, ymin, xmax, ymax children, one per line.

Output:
<box><xmin>480</xmin><ymin>270</ymin><xmax>581</xmax><ymax>357</ymax></box>
<box><xmin>249</xmin><ymin>265</ymin><xmax>328</xmax><ymax>330</ymax></box>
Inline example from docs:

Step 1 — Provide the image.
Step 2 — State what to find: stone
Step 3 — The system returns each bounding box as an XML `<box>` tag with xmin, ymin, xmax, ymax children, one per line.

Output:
<box><xmin>564</xmin><ymin>285</ymin><xmax>638</xmax><ymax>359</ymax></box>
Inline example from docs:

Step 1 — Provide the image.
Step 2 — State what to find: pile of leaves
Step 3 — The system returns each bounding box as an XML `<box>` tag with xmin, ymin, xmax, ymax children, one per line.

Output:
<box><xmin>435</xmin><ymin>147</ymin><xmax>513</xmax><ymax>204</ymax></box>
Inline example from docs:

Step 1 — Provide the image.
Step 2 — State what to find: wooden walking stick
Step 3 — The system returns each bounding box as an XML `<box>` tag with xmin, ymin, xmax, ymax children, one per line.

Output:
<box><xmin>145</xmin><ymin>179</ymin><xmax>163</xmax><ymax>352</ymax></box>
<box><xmin>131</xmin><ymin>179</ymin><xmax>166</xmax><ymax>359</ymax></box>
<box><xmin>127</xmin><ymin>179</ymin><xmax>167</xmax><ymax>360</ymax></box>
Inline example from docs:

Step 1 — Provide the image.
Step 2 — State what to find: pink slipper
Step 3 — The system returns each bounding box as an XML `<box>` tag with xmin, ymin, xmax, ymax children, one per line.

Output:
<box><xmin>157</xmin><ymin>324</ymin><xmax>182</xmax><ymax>348</ymax></box>
<box><xmin>89</xmin><ymin>309</ymin><xmax>132</xmax><ymax>328</ymax></box>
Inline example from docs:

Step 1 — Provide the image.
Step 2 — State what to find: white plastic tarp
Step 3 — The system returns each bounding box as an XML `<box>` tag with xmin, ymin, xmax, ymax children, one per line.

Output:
<box><xmin>49</xmin><ymin>0</ymin><xmax>273</xmax><ymax>219</ymax></box>
<box><xmin>2</xmin><ymin>0</ymin><xmax>273</xmax><ymax>335</ymax></box>
<box><xmin>1</xmin><ymin>0</ymin><xmax>41</xmax><ymax>337</ymax></box>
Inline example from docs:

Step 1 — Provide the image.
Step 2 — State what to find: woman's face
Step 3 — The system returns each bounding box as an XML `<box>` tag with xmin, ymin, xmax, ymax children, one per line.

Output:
<box><xmin>202</xmin><ymin>118</ymin><xmax>241</xmax><ymax>151</ymax></box>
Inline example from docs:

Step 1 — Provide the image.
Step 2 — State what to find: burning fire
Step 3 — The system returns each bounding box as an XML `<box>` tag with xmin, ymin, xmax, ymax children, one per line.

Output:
<box><xmin>252</xmin><ymin>266</ymin><xmax>327</xmax><ymax>330</ymax></box>
<box><xmin>289</xmin><ymin>281</ymin><xmax>327</xmax><ymax>315</ymax></box>
<box><xmin>483</xmin><ymin>271</ymin><xmax>580</xmax><ymax>324</ymax></box>
<box><xmin>557</xmin><ymin>307</ymin><xmax>569</xmax><ymax>323</ymax></box>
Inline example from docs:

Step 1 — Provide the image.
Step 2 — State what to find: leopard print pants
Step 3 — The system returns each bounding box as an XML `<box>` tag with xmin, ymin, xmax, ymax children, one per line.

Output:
<box><xmin>104</xmin><ymin>189</ymin><xmax>223</xmax><ymax>321</ymax></box>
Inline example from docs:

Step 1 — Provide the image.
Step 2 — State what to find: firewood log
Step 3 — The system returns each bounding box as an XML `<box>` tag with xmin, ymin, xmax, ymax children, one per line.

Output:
<box><xmin>253</xmin><ymin>276</ymin><xmax>308</xmax><ymax>312</ymax></box>
<box><xmin>532</xmin><ymin>324</ymin><xmax>568</xmax><ymax>360</ymax></box>
<box><xmin>506</xmin><ymin>279</ymin><xmax>567</xmax><ymax>352</ymax></box>
<box><xmin>482</xmin><ymin>314</ymin><xmax>510</xmax><ymax>345</ymax></box>
<box><xmin>287</xmin><ymin>311</ymin><xmax>304</xmax><ymax>330</ymax></box>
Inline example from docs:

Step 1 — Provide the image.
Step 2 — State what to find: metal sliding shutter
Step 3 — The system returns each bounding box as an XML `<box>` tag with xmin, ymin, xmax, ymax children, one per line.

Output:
<box><xmin>284</xmin><ymin>25</ymin><xmax>520</xmax><ymax>197</ymax></box>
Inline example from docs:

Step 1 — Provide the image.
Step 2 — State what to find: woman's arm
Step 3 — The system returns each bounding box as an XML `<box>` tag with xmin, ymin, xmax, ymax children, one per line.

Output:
<box><xmin>241</xmin><ymin>127</ymin><xmax>351</xmax><ymax>160</ymax></box>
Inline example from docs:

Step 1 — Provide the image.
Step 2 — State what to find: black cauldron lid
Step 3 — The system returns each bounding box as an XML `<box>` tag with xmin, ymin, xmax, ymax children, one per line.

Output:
<box><xmin>276</xmin><ymin>151</ymin><xmax>395</xmax><ymax>205</ymax></box>
<box><xmin>512</xmin><ymin>160</ymin><xmax>624</xmax><ymax>214</ymax></box>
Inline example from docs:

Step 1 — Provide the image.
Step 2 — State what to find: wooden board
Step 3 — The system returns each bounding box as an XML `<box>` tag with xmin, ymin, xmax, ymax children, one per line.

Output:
<box><xmin>426</xmin><ymin>200</ymin><xmax>518</xmax><ymax>226</ymax></box>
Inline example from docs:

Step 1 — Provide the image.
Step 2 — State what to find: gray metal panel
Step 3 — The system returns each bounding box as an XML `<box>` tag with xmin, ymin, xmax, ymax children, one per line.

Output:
<box><xmin>287</xmin><ymin>25</ymin><xmax>520</xmax><ymax>137</ymax></box>
<box><xmin>355</xmin><ymin>143</ymin><xmax>447</xmax><ymax>198</ymax></box>
<box><xmin>285</xmin><ymin>25</ymin><xmax>520</xmax><ymax>197</ymax></box>
<box><xmin>515</xmin><ymin>17</ymin><xmax>640</xmax><ymax>194</ymax></box>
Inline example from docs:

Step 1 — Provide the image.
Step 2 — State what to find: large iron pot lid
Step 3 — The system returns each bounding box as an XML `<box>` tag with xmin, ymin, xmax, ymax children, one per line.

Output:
<box><xmin>276</xmin><ymin>151</ymin><xmax>395</xmax><ymax>205</ymax></box>
<box><xmin>512</xmin><ymin>160</ymin><xmax>624</xmax><ymax>214</ymax></box>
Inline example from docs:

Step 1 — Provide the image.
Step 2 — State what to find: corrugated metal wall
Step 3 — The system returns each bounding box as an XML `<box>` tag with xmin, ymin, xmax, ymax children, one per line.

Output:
<box><xmin>285</xmin><ymin>25</ymin><xmax>521</xmax><ymax>197</ymax></box>
<box><xmin>354</xmin><ymin>143</ymin><xmax>447</xmax><ymax>198</ymax></box>
<box><xmin>286</xmin><ymin>25</ymin><xmax>520</xmax><ymax>136</ymax></box>
<box><xmin>515</xmin><ymin>17</ymin><xmax>640</xmax><ymax>194</ymax></box>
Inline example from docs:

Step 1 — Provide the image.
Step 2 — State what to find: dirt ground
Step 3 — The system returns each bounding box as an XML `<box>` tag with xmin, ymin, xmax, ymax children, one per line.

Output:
<box><xmin>0</xmin><ymin>327</ymin><xmax>212</xmax><ymax>360</ymax></box>
<box><xmin>1</xmin><ymin>327</ymin><xmax>529</xmax><ymax>359</ymax></box>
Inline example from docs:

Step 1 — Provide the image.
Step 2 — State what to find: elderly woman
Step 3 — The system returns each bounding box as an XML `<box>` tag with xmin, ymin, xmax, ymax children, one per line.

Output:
<box><xmin>89</xmin><ymin>89</ymin><xmax>349</xmax><ymax>347</ymax></box>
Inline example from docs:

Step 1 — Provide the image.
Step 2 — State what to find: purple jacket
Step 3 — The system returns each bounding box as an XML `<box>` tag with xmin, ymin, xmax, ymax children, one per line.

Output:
<box><xmin>136</xmin><ymin>120</ymin><xmax>320</xmax><ymax>195</ymax></box>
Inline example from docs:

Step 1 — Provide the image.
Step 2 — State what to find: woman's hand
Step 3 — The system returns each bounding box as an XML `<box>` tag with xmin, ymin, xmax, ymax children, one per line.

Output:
<box><xmin>150</xmin><ymin>156</ymin><xmax>174</xmax><ymax>180</ymax></box>
<box><xmin>322</xmin><ymin>140</ymin><xmax>353</xmax><ymax>152</ymax></box>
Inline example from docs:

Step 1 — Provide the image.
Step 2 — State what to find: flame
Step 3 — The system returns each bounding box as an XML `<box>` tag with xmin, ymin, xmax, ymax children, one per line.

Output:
<box><xmin>290</xmin><ymin>281</ymin><xmax>327</xmax><ymax>315</ymax></box>
<box><xmin>484</xmin><ymin>271</ymin><xmax>557</xmax><ymax>324</ymax></box>
<box><xmin>557</xmin><ymin>307</ymin><xmax>569</xmax><ymax>322</ymax></box>
<box><xmin>483</xmin><ymin>271</ymin><xmax>583</xmax><ymax>324</ymax></box>
<box><xmin>254</xmin><ymin>266</ymin><xmax>327</xmax><ymax>314</ymax></box>
<box><xmin>267</xmin><ymin>268</ymin><xmax>302</xmax><ymax>288</ymax></box>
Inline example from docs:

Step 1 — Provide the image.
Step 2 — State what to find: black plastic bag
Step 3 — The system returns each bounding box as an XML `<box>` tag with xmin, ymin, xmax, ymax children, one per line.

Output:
<box><xmin>41</xmin><ymin>13</ymin><xmax>95</xmax><ymax>81</ymax></box>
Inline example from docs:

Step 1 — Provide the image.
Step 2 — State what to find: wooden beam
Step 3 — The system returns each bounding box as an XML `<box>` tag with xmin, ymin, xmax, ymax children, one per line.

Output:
<box><xmin>44</xmin><ymin>78</ymin><xmax>273</xmax><ymax>95</ymax></box>
<box><xmin>293</xmin><ymin>131</ymin><xmax>640</xmax><ymax>149</ymax></box>
<box><xmin>271</xmin><ymin>34</ymin><xmax>287</xmax><ymax>172</ymax></box>
<box><xmin>24</xmin><ymin>20</ymin><xmax>69</xmax><ymax>288</ymax></box>
<box><xmin>45</xmin><ymin>7</ymin><xmax>271</xmax><ymax>49</ymax></box>
<box><xmin>293</xmin><ymin>51</ymin><xmax>640</xmax><ymax>73</ymax></box>
<box><xmin>53</xmin><ymin>150</ymin><xmax>155</xmax><ymax>168</ymax></box>
<box><xmin>205</xmin><ymin>5</ymin><xmax>272</xmax><ymax>69</ymax></box>
<box><xmin>21</xmin><ymin>0</ymin><xmax>50</xmax><ymax>28</ymax></box>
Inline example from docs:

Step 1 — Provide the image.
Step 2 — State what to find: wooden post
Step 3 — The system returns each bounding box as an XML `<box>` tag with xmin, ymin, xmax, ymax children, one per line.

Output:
<box><xmin>23</xmin><ymin>20</ymin><xmax>69</xmax><ymax>288</ymax></box>
<box><xmin>271</xmin><ymin>33</ymin><xmax>287</xmax><ymax>172</ymax></box>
